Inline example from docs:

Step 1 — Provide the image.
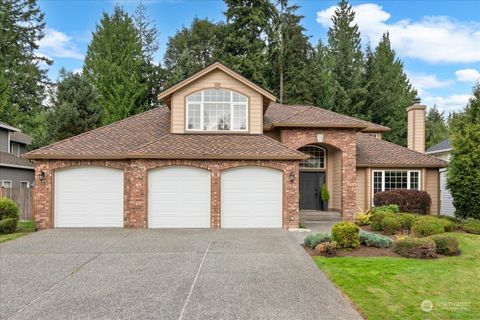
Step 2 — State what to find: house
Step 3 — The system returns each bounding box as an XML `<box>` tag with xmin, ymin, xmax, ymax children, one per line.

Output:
<box><xmin>0</xmin><ymin>123</ymin><xmax>35</xmax><ymax>189</ymax></box>
<box><xmin>24</xmin><ymin>62</ymin><xmax>447</xmax><ymax>229</ymax></box>
<box><xmin>426</xmin><ymin>139</ymin><xmax>454</xmax><ymax>216</ymax></box>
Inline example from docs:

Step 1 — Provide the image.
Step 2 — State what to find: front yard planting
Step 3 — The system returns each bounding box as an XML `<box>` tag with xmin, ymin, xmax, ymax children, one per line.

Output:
<box><xmin>0</xmin><ymin>220</ymin><xmax>36</xmax><ymax>243</ymax></box>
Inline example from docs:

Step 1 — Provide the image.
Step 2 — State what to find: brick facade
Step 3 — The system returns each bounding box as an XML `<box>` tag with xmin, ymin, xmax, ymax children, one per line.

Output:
<box><xmin>33</xmin><ymin>159</ymin><xmax>299</xmax><ymax>229</ymax></box>
<box><xmin>280</xmin><ymin>128</ymin><xmax>357</xmax><ymax>220</ymax></box>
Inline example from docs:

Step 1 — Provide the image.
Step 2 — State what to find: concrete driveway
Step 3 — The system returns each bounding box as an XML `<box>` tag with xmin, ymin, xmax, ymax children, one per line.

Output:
<box><xmin>0</xmin><ymin>228</ymin><xmax>361</xmax><ymax>320</ymax></box>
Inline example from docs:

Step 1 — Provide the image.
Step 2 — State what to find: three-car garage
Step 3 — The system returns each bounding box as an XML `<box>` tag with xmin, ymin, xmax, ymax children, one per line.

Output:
<box><xmin>53</xmin><ymin>166</ymin><xmax>284</xmax><ymax>229</ymax></box>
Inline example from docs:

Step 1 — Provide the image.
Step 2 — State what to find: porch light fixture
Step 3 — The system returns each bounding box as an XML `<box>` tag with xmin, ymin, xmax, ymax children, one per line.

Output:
<box><xmin>39</xmin><ymin>170</ymin><xmax>46</xmax><ymax>182</ymax></box>
<box><xmin>289</xmin><ymin>172</ymin><xmax>295</xmax><ymax>183</ymax></box>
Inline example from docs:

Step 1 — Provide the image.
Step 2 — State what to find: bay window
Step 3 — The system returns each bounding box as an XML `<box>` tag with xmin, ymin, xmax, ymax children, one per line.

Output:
<box><xmin>186</xmin><ymin>89</ymin><xmax>248</xmax><ymax>131</ymax></box>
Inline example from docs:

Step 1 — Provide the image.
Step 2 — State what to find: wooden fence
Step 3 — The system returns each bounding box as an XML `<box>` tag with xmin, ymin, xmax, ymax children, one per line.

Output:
<box><xmin>0</xmin><ymin>188</ymin><xmax>33</xmax><ymax>220</ymax></box>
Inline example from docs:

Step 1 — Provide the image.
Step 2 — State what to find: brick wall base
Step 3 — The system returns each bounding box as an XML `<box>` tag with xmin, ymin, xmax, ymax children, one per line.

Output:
<box><xmin>33</xmin><ymin>159</ymin><xmax>299</xmax><ymax>229</ymax></box>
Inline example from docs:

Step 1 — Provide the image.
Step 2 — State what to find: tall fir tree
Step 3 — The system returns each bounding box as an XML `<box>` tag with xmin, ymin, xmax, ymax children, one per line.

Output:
<box><xmin>163</xmin><ymin>18</ymin><xmax>224</xmax><ymax>87</ymax></box>
<box><xmin>447</xmin><ymin>83</ymin><xmax>480</xmax><ymax>219</ymax></box>
<box><xmin>83</xmin><ymin>5</ymin><xmax>148</xmax><ymax>125</ymax></box>
<box><xmin>311</xmin><ymin>40</ymin><xmax>335</xmax><ymax>109</ymax></box>
<box><xmin>46</xmin><ymin>69</ymin><xmax>102</xmax><ymax>143</ymax></box>
<box><xmin>425</xmin><ymin>105</ymin><xmax>449</xmax><ymax>149</ymax></box>
<box><xmin>327</xmin><ymin>0</ymin><xmax>366</xmax><ymax>117</ymax></box>
<box><xmin>365</xmin><ymin>32</ymin><xmax>416</xmax><ymax>145</ymax></box>
<box><xmin>0</xmin><ymin>0</ymin><xmax>51</xmax><ymax>130</ymax></box>
<box><xmin>221</xmin><ymin>0</ymin><xmax>275</xmax><ymax>89</ymax></box>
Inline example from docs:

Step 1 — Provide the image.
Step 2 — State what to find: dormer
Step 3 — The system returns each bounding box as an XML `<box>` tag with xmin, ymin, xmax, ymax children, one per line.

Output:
<box><xmin>158</xmin><ymin>62</ymin><xmax>276</xmax><ymax>134</ymax></box>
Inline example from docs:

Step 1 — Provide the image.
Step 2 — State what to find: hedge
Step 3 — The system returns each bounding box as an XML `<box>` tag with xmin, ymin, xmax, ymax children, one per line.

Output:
<box><xmin>373</xmin><ymin>189</ymin><xmax>431</xmax><ymax>214</ymax></box>
<box><xmin>393</xmin><ymin>238</ymin><xmax>437</xmax><ymax>259</ymax></box>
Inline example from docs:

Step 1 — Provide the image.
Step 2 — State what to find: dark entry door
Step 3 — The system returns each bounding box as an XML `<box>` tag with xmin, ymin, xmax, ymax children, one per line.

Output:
<box><xmin>299</xmin><ymin>172</ymin><xmax>326</xmax><ymax>210</ymax></box>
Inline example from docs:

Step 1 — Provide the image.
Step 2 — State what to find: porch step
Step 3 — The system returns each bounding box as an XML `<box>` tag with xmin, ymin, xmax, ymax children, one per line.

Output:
<box><xmin>300</xmin><ymin>210</ymin><xmax>342</xmax><ymax>222</ymax></box>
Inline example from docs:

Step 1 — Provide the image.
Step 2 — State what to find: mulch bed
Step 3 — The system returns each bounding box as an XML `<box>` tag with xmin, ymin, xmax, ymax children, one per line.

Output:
<box><xmin>302</xmin><ymin>244</ymin><xmax>400</xmax><ymax>257</ymax></box>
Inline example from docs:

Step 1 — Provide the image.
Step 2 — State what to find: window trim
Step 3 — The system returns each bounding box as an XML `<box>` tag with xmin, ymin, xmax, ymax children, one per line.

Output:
<box><xmin>0</xmin><ymin>180</ymin><xmax>12</xmax><ymax>188</ymax></box>
<box><xmin>185</xmin><ymin>88</ymin><xmax>249</xmax><ymax>132</ymax></box>
<box><xmin>299</xmin><ymin>145</ymin><xmax>327</xmax><ymax>170</ymax></box>
<box><xmin>10</xmin><ymin>142</ymin><xmax>20</xmax><ymax>157</ymax></box>
<box><xmin>371</xmin><ymin>170</ymin><xmax>421</xmax><ymax>205</ymax></box>
<box><xmin>20</xmin><ymin>181</ymin><xmax>30</xmax><ymax>188</ymax></box>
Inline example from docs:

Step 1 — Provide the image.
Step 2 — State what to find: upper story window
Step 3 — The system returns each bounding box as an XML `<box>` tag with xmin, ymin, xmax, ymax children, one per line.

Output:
<box><xmin>299</xmin><ymin>145</ymin><xmax>326</xmax><ymax>169</ymax></box>
<box><xmin>10</xmin><ymin>142</ymin><xmax>20</xmax><ymax>157</ymax></box>
<box><xmin>186</xmin><ymin>89</ymin><xmax>248</xmax><ymax>131</ymax></box>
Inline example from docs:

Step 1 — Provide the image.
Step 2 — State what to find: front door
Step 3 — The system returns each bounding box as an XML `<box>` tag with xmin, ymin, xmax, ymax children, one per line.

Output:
<box><xmin>299</xmin><ymin>172</ymin><xmax>326</xmax><ymax>210</ymax></box>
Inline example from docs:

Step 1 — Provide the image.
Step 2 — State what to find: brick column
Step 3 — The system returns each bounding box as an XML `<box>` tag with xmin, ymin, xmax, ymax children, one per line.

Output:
<box><xmin>211</xmin><ymin>168</ymin><xmax>221</xmax><ymax>228</ymax></box>
<box><xmin>125</xmin><ymin>159</ymin><xmax>147</xmax><ymax>228</ymax></box>
<box><xmin>341</xmin><ymin>140</ymin><xmax>357</xmax><ymax>221</ymax></box>
<box><xmin>33</xmin><ymin>160</ymin><xmax>52</xmax><ymax>229</ymax></box>
<box><xmin>284</xmin><ymin>162</ymin><xmax>300</xmax><ymax>228</ymax></box>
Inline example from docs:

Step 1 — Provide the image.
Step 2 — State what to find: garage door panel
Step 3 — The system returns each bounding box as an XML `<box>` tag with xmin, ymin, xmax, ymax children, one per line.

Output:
<box><xmin>55</xmin><ymin>167</ymin><xmax>124</xmax><ymax>228</ymax></box>
<box><xmin>148</xmin><ymin>167</ymin><xmax>211</xmax><ymax>228</ymax></box>
<box><xmin>221</xmin><ymin>167</ymin><xmax>282</xmax><ymax>228</ymax></box>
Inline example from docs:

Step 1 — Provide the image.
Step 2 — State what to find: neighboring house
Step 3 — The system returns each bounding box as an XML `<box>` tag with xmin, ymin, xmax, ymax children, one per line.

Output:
<box><xmin>426</xmin><ymin>139</ymin><xmax>454</xmax><ymax>216</ymax></box>
<box><xmin>0</xmin><ymin>123</ymin><xmax>35</xmax><ymax>189</ymax></box>
<box><xmin>25</xmin><ymin>62</ymin><xmax>447</xmax><ymax>229</ymax></box>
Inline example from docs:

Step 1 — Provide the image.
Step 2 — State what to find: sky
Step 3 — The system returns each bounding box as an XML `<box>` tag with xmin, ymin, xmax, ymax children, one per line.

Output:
<box><xmin>37</xmin><ymin>0</ymin><xmax>480</xmax><ymax>114</ymax></box>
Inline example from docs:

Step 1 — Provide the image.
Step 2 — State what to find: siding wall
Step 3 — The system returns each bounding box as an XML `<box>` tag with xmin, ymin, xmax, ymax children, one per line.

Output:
<box><xmin>425</xmin><ymin>169</ymin><xmax>440</xmax><ymax>214</ymax></box>
<box><xmin>0</xmin><ymin>129</ymin><xmax>8</xmax><ymax>152</ymax></box>
<box><xmin>0</xmin><ymin>167</ymin><xmax>35</xmax><ymax>188</ymax></box>
<box><xmin>170</xmin><ymin>69</ymin><xmax>263</xmax><ymax>134</ymax></box>
<box><xmin>355</xmin><ymin>168</ymin><xmax>368</xmax><ymax>210</ymax></box>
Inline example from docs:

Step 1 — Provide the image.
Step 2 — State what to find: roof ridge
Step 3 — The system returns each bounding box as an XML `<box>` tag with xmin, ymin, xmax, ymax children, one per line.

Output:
<box><xmin>26</xmin><ymin>107</ymin><xmax>167</xmax><ymax>156</ymax></box>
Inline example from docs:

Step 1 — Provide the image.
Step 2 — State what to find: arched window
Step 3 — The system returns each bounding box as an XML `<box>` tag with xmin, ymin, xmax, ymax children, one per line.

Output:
<box><xmin>299</xmin><ymin>145</ymin><xmax>326</xmax><ymax>169</ymax></box>
<box><xmin>186</xmin><ymin>89</ymin><xmax>248</xmax><ymax>131</ymax></box>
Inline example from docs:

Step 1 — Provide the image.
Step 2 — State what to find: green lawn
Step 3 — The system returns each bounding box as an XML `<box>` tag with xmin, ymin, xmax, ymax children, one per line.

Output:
<box><xmin>314</xmin><ymin>233</ymin><xmax>480</xmax><ymax>320</ymax></box>
<box><xmin>0</xmin><ymin>220</ymin><xmax>36</xmax><ymax>243</ymax></box>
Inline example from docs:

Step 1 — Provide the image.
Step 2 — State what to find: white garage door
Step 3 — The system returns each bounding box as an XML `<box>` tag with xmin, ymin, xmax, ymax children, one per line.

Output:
<box><xmin>55</xmin><ymin>167</ymin><xmax>124</xmax><ymax>227</ymax></box>
<box><xmin>148</xmin><ymin>167</ymin><xmax>211</xmax><ymax>228</ymax></box>
<box><xmin>221</xmin><ymin>167</ymin><xmax>282</xmax><ymax>228</ymax></box>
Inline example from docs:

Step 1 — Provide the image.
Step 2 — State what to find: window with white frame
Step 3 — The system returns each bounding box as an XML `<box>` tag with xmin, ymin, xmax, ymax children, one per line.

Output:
<box><xmin>186</xmin><ymin>89</ymin><xmax>248</xmax><ymax>131</ymax></box>
<box><xmin>20</xmin><ymin>181</ymin><xmax>30</xmax><ymax>188</ymax></box>
<box><xmin>299</xmin><ymin>145</ymin><xmax>326</xmax><ymax>169</ymax></box>
<box><xmin>0</xmin><ymin>180</ymin><xmax>12</xmax><ymax>188</ymax></box>
<box><xmin>372</xmin><ymin>170</ymin><xmax>421</xmax><ymax>196</ymax></box>
<box><xmin>10</xmin><ymin>142</ymin><xmax>20</xmax><ymax>157</ymax></box>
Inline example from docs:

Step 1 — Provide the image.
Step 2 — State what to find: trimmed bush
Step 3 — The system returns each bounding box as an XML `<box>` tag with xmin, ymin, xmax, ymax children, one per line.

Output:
<box><xmin>331</xmin><ymin>221</ymin><xmax>360</xmax><ymax>250</ymax></box>
<box><xmin>0</xmin><ymin>218</ymin><xmax>18</xmax><ymax>234</ymax></box>
<box><xmin>411</xmin><ymin>217</ymin><xmax>445</xmax><ymax>237</ymax></box>
<box><xmin>397</xmin><ymin>213</ymin><xmax>417</xmax><ymax>230</ymax></box>
<box><xmin>374</xmin><ymin>189</ymin><xmax>431</xmax><ymax>214</ymax></box>
<box><xmin>371</xmin><ymin>205</ymin><xmax>400</xmax><ymax>214</ymax></box>
<box><xmin>463</xmin><ymin>219</ymin><xmax>480</xmax><ymax>234</ymax></box>
<box><xmin>359</xmin><ymin>231</ymin><xmax>393</xmax><ymax>248</ymax></box>
<box><xmin>304</xmin><ymin>233</ymin><xmax>331</xmax><ymax>249</ymax></box>
<box><xmin>381</xmin><ymin>215</ymin><xmax>403</xmax><ymax>235</ymax></box>
<box><xmin>438</xmin><ymin>218</ymin><xmax>456</xmax><ymax>232</ymax></box>
<box><xmin>371</xmin><ymin>211</ymin><xmax>390</xmax><ymax>231</ymax></box>
<box><xmin>315</xmin><ymin>241</ymin><xmax>337</xmax><ymax>257</ymax></box>
<box><xmin>393</xmin><ymin>237</ymin><xmax>437</xmax><ymax>258</ymax></box>
<box><xmin>0</xmin><ymin>198</ymin><xmax>19</xmax><ymax>220</ymax></box>
<box><xmin>428</xmin><ymin>234</ymin><xmax>461</xmax><ymax>256</ymax></box>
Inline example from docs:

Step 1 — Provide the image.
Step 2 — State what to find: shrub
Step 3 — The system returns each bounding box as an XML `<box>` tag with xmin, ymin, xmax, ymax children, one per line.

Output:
<box><xmin>371</xmin><ymin>211</ymin><xmax>390</xmax><ymax>231</ymax></box>
<box><xmin>381</xmin><ymin>215</ymin><xmax>403</xmax><ymax>235</ymax></box>
<box><xmin>428</xmin><ymin>234</ymin><xmax>461</xmax><ymax>256</ymax></box>
<box><xmin>411</xmin><ymin>217</ymin><xmax>445</xmax><ymax>237</ymax></box>
<box><xmin>393</xmin><ymin>237</ymin><xmax>437</xmax><ymax>258</ymax></box>
<box><xmin>304</xmin><ymin>233</ymin><xmax>331</xmax><ymax>249</ymax></box>
<box><xmin>315</xmin><ymin>241</ymin><xmax>337</xmax><ymax>257</ymax></box>
<box><xmin>374</xmin><ymin>190</ymin><xmax>431</xmax><ymax>214</ymax></box>
<box><xmin>0</xmin><ymin>198</ymin><xmax>19</xmax><ymax>220</ymax></box>
<box><xmin>0</xmin><ymin>218</ymin><xmax>18</xmax><ymax>234</ymax></box>
<box><xmin>463</xmin><ymin>219</ymin><xmax>480</xmax><ymax>235</ymax></box>
<box><xmin>359</xmin><ymin>231</ymin><xmax>393</xmax><ymax>248</ymax></box>
<box><xmin>438</xmin><ymin>218</ymin><xmax>456</xmax><ymax>232</ymax></box>
<box><xmin>397</xmin><ymin>213</ymin><xmax>417</xmax><ymax>230</ymax></box>
<box><xmin>355</xmin><ymin>208</ymin><xmax>371</xmax><ymax>226</ymax></box>
<box><xmin>371</xmin><ymin>205</ymin><xmax>400</xmax><ymax>214</ymax></box>
<box><xmin>321</xmin><ymin>184</ymin><xmax>329</xmax><ymax>202</ymax></box>
<box><xmin>331</xmin><ymin>222</ymin><xmax>360</xmax><ymax>250</ymax></box>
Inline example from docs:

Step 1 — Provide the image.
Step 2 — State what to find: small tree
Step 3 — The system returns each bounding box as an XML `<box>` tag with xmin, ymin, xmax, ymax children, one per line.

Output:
<box><xmin>447</xmin><ymin>83</ymin><xmax>480</xmax><ymax>219</ymax></box>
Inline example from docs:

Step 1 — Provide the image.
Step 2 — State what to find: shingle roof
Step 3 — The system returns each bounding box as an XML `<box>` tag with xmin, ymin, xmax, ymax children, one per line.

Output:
<box><xmin>356</xmin><ymin>133</ymin><xmax>447</xmax><ymax>168</ymax></box>
<box><xmin>426</xmin><ymin>139</ymin><xmax>451</xmax><ymax>154</ymax></box>
<box><xmin>0</xmin><ymin>152</ymin><xmax>34</xmax><ymax>169</ymax></box>
<box><xmin>10</xmin><ymin>131</ymin><xmax>32</xmax><ymax>145</ymax></box>
<box><xmin>264</xmin><ymin>102</ymin><xmax>390</xmax><ymax>132</ymax></box>
<box><xmin>25</xmin><ymin>107</ymin><xmax>305</xmax><ymax>160</ymax></box>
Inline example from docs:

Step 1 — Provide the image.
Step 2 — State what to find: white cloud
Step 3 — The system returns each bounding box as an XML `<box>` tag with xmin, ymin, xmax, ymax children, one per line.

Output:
<box><xmin>455</xmin><ymin>68</ymin><xmax>480</xmax><ymax>82</ymax></box>
<box><xmin>38</xmin><ymin>28</ymin><xmax>83</xmax><ymax>60</ymax></box>
<box><xmin>406</xmin><ymin>71</ymin><xmax>452</xmax><ymax>95</ymax></box>
<box><xmin>316</xmin><ymin>3</ymin><xmax>480</xmax><ymax>63</ymax></box>
<box><xmin>423</xmin><ymin>94</ymin><xmax>471</xmax><ymax>113</ymax></box>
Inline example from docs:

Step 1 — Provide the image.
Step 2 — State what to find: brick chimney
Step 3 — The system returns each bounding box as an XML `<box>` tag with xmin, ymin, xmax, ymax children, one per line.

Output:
<box><xmin>407</xmin><ymin>98</ymin><xmax>426</xmax><ymax>153</ymax></box>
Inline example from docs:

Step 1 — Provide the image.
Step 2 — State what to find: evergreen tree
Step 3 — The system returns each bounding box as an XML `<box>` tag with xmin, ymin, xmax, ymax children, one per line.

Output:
<box><xmin>163</xmin><ymin>18</ymin><xmax>224</xmax><ymax>87</ymax></box>
<box><xmin>425</xmin><ymin>105</ymin><xmax>449</xmax><ymax>149</ymax></box>
<box><xmin>311</xmin><ymin>40</ymin><xmax>335</xmax><ymax>109</ymax></box>
<box><xmin>83</xmin><ymin>5</ymin><xmax>148</xmax><ymax>125</ymax></box>
<box><xmin>447</xmin><ymin>83</ymin><xmax>480</xmax><ymax>219</ymax></box>
<box><xmin>221</xmin><ymin>0</ymin><xmax>275</xmax><ymax>88</ymax></box>
<box><xmin>365</xmin><ymin>33</ymin><xmax>416</xmax><ymax>145</ymax></box>
<box><xmin>327</xmin><ymin>0</ymin><xmax>365</xmax><ymax>116</ymax></box>
<box><xmin>0</xmin><ymin>0</ymin><xmax>51</xmax><ymax>128</ymax></box>
<box><xmin>46</xmin><ymin>69</ymin><xmax>102</xmax><ymax>143</ymax></box>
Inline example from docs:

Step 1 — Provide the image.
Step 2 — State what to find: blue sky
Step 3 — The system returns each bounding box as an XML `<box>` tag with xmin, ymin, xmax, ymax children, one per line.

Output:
<box><xmin>37</xmin><ymin>0</ymin><xmax>480</xmax><ymax>114</ymax></box>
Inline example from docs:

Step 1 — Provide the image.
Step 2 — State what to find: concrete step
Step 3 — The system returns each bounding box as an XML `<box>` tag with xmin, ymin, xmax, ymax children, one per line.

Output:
<box><xmin>300</xmin><ymin>211</ymin><xmax>342</xmax><ymax>222</ymax></box>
